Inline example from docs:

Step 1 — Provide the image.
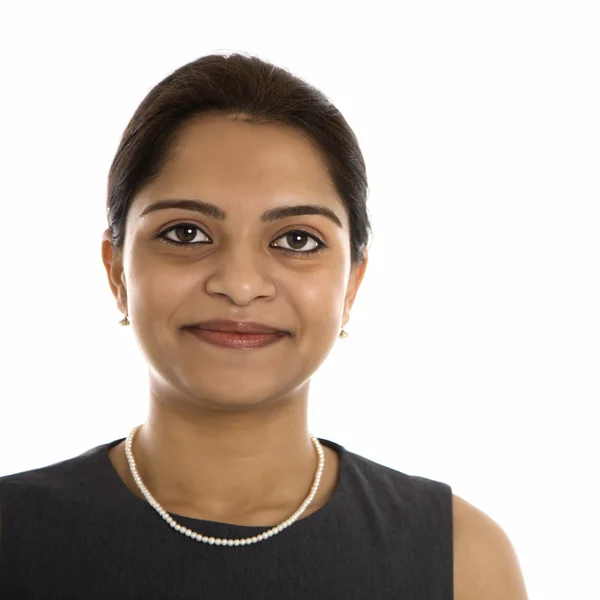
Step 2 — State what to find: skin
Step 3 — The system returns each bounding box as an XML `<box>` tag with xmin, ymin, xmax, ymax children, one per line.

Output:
<box><xmin>453</xmin><ymin>495</ymin><xmax>529</xmax><ymax>599</ymax></box>
<box><xmin>101</xmin><ymin>112</ymin><xmax>368</xmax><ymax>526</ymax></box>
<box><xmin>100</xmin><ymin>112</ymin><xmax>529</xmax><ymax>597</ymax></box>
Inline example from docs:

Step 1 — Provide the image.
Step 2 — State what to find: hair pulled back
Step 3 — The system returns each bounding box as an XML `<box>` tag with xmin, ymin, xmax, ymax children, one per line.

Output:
<box><xmin>106</xmin><ymin>52</ymin><xmax>372</xmax><ymax>264</ymax></box>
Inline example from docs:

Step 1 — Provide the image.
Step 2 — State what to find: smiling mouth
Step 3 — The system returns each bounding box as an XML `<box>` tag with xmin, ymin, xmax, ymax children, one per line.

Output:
<box><xmin>184</xmin><ymin>327</ymin><xmax>288</xmax><ymax>350</ymax></box>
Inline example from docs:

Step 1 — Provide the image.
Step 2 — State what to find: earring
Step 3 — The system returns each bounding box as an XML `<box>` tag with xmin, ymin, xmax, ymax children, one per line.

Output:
<box><xmin>339</xmin><ymin>328</ymin><xmax>349</xmax><ymax>339</ymax></box>
<box><xmin>119</xmin><ymin>315</ymin><xmax>130</xmax><ymax>326</ymax></box>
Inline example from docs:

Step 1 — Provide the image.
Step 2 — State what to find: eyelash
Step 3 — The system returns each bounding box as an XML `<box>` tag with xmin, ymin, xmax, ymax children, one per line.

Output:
<box><xmin>155</xmin><ymin>223</ymin><xmax>327</xmax><ymax>259</ymax></box>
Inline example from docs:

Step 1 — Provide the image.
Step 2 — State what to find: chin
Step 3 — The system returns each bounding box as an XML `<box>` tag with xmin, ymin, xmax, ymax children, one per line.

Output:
<box><xmin>185</xmin><ymin>385</ymin><xmax>286</xmax><ymax>412</ymax></box>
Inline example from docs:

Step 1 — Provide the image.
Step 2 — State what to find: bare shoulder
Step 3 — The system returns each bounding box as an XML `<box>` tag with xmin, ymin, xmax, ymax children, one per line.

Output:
<box><xmin>452</xmin><ymin>493</ymin><xmax>529</xmax><ymax>600</ymax></box>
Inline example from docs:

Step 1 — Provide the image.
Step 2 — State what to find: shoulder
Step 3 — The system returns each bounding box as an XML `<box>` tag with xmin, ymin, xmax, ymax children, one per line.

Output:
<box><xmin>0</xmin><ymin>442</ymin><xmax>108</xmax><ymax>510</ymax></box>
<box><xmin>0</xmin><ymin>442</ymin><xmax>116</xmax><ymax>543</ymax></box>
<box><xmin>0</xmin><ymin>469</ymin><xmax>52</xmax><ymax>544</ymax></box>
<box><xmin>0</xmin><ymin>459</ymin><xmax>76</xmax><ymax>496</ymax></box>
<box><xmin>343</xmin><ymin>445</ymin><xmax>451</xmax><ymax>495</ymax></box>
<box><xmin>0</xmin><ymin>464</ymin><xmax>66</xmax><ymax>526</ymax></box>
<box><xmin>452</xmin><ymin>494</ymin><xmax>529</xmax><ymax>600</ymax></box>
<box><xmin>340</xmin><ymin>447</ymin><xmax>454</xmax><ymax>528</ymax></box>
<box><xmin>340</xmin><ymin>444</ymin><xmax>454</xmax><ymax>519</ymax></box>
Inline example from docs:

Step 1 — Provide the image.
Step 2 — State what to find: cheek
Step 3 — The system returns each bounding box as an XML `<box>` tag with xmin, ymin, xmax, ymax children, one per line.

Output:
<box><xmin>128</xmin><ymin>264</ymin><xmax>190</xmax><ymax>325</ymax></box>
<box><xmin>291</xmin><ymin>278</ymin><xmax>346</xmax><ymax>329</ymax></box>
<box><xmin>126</xmin><ymin>270</ymin><xmax>189</xmax><ymax>371</ymax></box>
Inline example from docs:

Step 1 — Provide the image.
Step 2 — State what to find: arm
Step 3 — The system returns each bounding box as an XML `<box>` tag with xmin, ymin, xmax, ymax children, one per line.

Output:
<box><xmin>453</xmin><ymin>494</ymin><xmax>529</xmax><ymax>600</ymax></box>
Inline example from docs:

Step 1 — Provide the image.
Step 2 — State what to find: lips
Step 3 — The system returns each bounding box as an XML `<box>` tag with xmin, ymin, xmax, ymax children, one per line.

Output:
<box><xmin>186</xmin><ymin>320</ymin><xmax>288</xmax><ymax>334</ymax></box>
<box><xmin>185</xmin><ymin>327</ymin><xmax>287</xmax><ymax>350</ymax></box>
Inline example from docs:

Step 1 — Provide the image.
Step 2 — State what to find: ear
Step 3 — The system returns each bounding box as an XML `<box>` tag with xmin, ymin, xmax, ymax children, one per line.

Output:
<box><xmin>342</xmin><ymin>247</ymin><xmax>369</xmax><ymax>326</ymax></box>
<box><xmin>101</xmin><ymin>229</ymin><xmax>128</xmax><ymax>314</ymax></box>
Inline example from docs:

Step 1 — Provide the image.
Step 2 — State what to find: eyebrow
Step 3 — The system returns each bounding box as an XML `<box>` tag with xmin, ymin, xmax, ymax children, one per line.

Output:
<box><xmin>139</xmin><ymin>198</ymin><xmax>343</xmax><ymax>229</ymax></box>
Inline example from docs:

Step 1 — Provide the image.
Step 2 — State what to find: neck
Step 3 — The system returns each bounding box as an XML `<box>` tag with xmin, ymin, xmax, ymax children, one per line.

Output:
<box><xmin>128</xmin><ymin>393</ymin><xmax>325</xmax><ymax>524</ymax></box>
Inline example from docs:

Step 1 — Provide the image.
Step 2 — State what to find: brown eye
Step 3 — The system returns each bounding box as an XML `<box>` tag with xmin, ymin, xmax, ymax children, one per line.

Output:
<box><xmin>270</xmin><ymin>230</ymin><xmax>327</xmax><ymax>258</ymax></box>
<box><xmin>157</xmin><ymin>224</ymin><xmax>210</xmax><ymax>246</ymax></box>
<box><xmin>155</xmin><ymin>224</ymin><xmax>327</xmax><ymax>259</ymax></box>
<box><xmin>273</xmin><ymin>231</ymin><xmax>321</xmax><ymax>252</ymax></box>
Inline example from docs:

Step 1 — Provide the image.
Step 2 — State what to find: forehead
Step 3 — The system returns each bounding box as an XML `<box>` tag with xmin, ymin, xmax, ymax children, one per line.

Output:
<box><xmin>167</xmin><ymin>113</ymin><xmax>330</xmax><ymax>181</ymax></box>
<box><xmin>134</xmin><ymin>113</ymin><xmax>345</xmax><ymax>219</ymax></box>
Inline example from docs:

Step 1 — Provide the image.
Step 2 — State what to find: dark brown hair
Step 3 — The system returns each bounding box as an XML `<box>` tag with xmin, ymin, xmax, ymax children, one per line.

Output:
<box><xmin>106</xmin><ymin>51</ymin><xmax>372</xmax><ymax>264</ymax></box>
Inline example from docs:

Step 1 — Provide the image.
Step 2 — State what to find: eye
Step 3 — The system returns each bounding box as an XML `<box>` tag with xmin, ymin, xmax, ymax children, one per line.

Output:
<box><xmin>271</xmin><ymin>230</ymin><xmax>326</xmax><ymax>257</ymax></box>
<box><xmin>155</xmin><ymin>224</ymin><xmax>327</xmax><ymax>259</ymax></box>
<box><xmin>156</xmin><ymin>223</ymin><xmax>210</xmax><ymax>246</ymax></box>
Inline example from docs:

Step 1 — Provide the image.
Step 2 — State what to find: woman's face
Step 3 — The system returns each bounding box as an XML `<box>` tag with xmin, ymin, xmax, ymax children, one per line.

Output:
<box><xmin>102</xmin><ymin>113</ymin><xmax>368</xmax><ymax>410</ymax></box>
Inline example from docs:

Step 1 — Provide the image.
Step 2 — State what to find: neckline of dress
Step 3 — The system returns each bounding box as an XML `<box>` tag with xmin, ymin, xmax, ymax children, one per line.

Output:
<box><xmin>99</xmin><ymin>435</ymin><xmax>348</xmax><ymax>535</ymax></box>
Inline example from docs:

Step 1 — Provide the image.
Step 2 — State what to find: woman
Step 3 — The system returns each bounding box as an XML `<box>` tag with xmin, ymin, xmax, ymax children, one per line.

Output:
<box><xmin>0</xmin><ymin>52</ymin><xmax>528</xmax><ymax>598</ymax></box>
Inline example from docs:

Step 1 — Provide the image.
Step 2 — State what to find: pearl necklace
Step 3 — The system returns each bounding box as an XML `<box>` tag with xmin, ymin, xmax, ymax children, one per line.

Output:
<box><xmin>125</xmin><ymin>423</ymin><xmax>326</xmax><ymax>546</ymax></box>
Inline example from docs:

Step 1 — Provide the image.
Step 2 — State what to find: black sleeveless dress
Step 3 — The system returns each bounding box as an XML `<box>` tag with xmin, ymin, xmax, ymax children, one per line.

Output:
<box><xmin>0</xmin><ymin>437</ymin><xmax>453</xmax><ymax>599</ymax></box>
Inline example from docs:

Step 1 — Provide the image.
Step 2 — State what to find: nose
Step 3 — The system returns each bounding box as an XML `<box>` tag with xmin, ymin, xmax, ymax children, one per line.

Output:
<box><xmin>204</xmin><ymin>245</ymin><xmax>276</xmax><ymax>305</ymax></box>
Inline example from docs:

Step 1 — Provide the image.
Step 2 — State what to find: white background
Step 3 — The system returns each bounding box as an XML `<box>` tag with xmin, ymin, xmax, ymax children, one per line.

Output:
<box><xmin>1</xmin><ymin>1</ymin><xmax>598</xmax><ymax>597</ymax></box>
